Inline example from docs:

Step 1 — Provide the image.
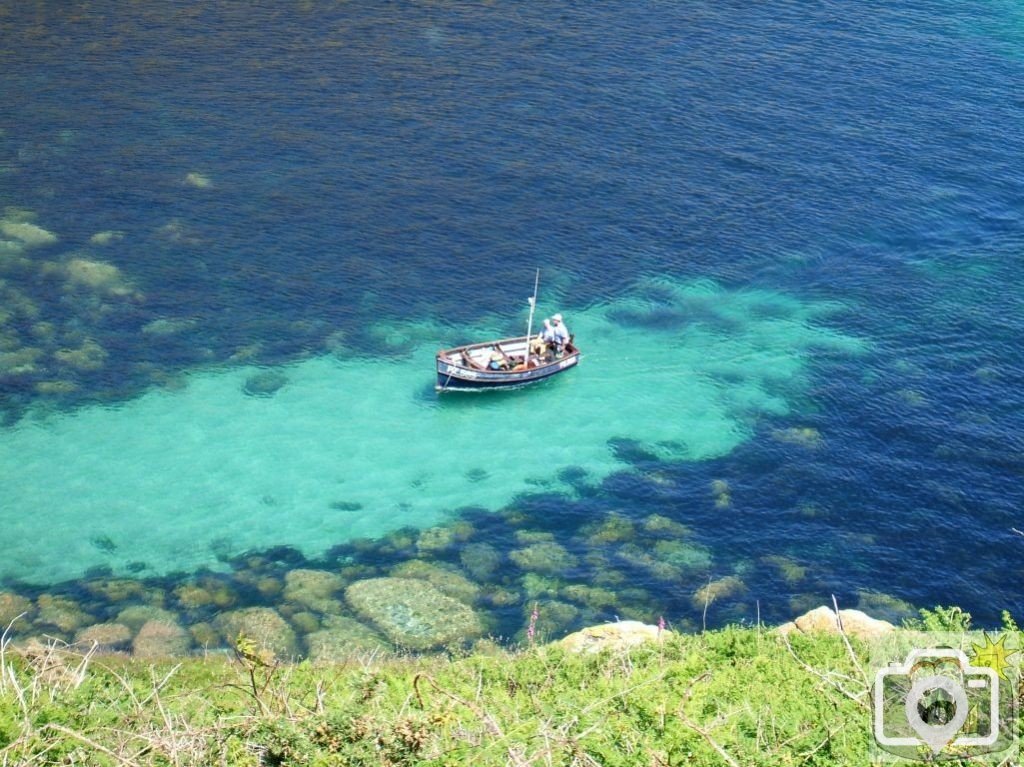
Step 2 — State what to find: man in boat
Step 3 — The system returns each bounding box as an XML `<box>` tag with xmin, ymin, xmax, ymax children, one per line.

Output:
<box><xmin>542</xmin><ymin>314</ymin><xmax>571</xmax><ymax>356</ymax></box>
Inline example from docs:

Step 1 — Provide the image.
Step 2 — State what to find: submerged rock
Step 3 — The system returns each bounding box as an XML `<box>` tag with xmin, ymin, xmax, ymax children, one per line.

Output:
<box><xmin>305</xmin><ymin>616</ymin><xmax>391</xmax><ymax>662</ymax></box>
<box><xmin>761</xmin><ymin>555</ymin><xmax>807</xmax><ymax>584</ymax></box>
<box><xmin>54</xmin><ymin>339</ymin><xmax>108</xmax><ymax>371</ymax></box>
<box><xmin>583</xmin><ymin>514</ymin><xmax>636</xmax><ymax>545</ymax></box>
<box><xmin>711</xmin><ymin>479</ymin><xmax>731</xmax><ymax>509</ymax></box>
<box><xmin>283</xmin><ymin>569</ymin><xmax>344</xmax><ymax>614</ymax></box>
<box><xmin>560</xmin><ymin>621</ymin><xmax>669</xmax><ymax>654</ymax></box>
<box><xmin>63</xmin><ymin>257</ymin><xmax>136</xmax><ymax>297</ymax></box>
<box><xmin>215</xmin><ymin>607</ymin><xmax>298</xmax><ymax>658</ymax></box>
<box><xmin>522</xmin><ymin>600</ymin><xmax>579</xmax><ymax>642</ymax></box>
<box><xmin>36</xmin><ymin>595</ymin><xmax>92</xmax><ymax>633</ymax></box>
<box><xmin>133</xmin><ymin>619</ymin><xmax>190</xmax><ymax>657</ymax></box>
<box><xmin>691</xmin><ymin>576</ymin><xmax>746</xmax><ymax>609</ymax></box>
<box><xmin>855</xmin><ymin>591</ymin><xmax>917</xmax><ymax>625</ymax></box>
<box><xmin>243</xmin><ymin>370</ymin><xmax>289</xmax><ymax>397</ymax></box>
<box><xmin>174</xmin><ymin>579</ymin><xmax>237</xmax><ymax>611</ymax></box>
<box><xmin>416</xmin><ymin>521</ymin><xmax>473</xmax><ymax>554</ymax></box>
<box><xmin>115</xmin><ymin>605</ymin><xmax>179</xmax><ymax>633</ymax></box>
<box><xmin>460</xmin><ymin>542</ymin><xmax>502</xmax><ymax>582</ymax></box>
<box><xmin>345</xmin><ymin>577</ymin><xmax>483</xmax><ymax>650</ymax></box>
<box><xmin>771</xmin><ymin>427</ymin><xmax>823</xmax><ymax>449</ymax></box>
<box><xmin>0</xmin><ymin>591</ymin><xmax>33</xmax><ymax>630</ymax></box>
<box><xmin>641</xmin><ymin>514</ymin><xmax>690</xmax><ymax>539</ymax></box>
<box><xmin>184</xmin><ymin>172</ymin><xmax>213</xmax><ymax>189</ymax></box>
<box><xmin>509</xmin><ymin>541</ymin><xmax>578</xmax><ymax>575</ymax></box>
<box><xmin>390</xmin><ymin>560</ymin><xmax>480</xmax><ymax>605</ymax></box>
<box><xmin>88</xmin><ymin>230</ymin><xmax>124</xmax><ymax>246</ymax></box>
<box><xmin>0</xmin><ymin>219</ymin><xmax>58</xmax><ymax>247</ymax></box>
<box><xmin>75</xmin><ymin>622</ymin><xmax>132</xmax><ymax>651</ymax></box>
<box><xmin>84</xmin><ymin>578</ymin><xmax>147</xmax><ymax>603</ymax></box>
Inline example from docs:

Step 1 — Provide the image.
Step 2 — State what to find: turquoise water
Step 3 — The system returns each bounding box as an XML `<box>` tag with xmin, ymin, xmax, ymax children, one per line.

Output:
<box><xmin>1</xmin><ymin>277</ymin><xmax>861</xmax><ymax>583</ymax></box>
<box><xmin>1</xmin><ymin>1</ymin><xmax>1023</xmax><ymax>648</ymax></box>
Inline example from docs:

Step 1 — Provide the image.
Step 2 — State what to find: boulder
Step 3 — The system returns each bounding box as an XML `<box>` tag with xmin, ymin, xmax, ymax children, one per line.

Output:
<box><xmin>305</xmin><ymin>616</ymin><xmax>391</xmax><ymax>662</ymax></box>
<box><xmin>509</xmin><ymin>541</ymin><xmax>578</xmax><ymax>574</ymax></box>
<box><xmin>116</xmin><ymin>606</ymin><xmax>179</xmax><ymax>633</ymax></box>
<box><xmin>560</xmin><ymin>621</ymin><xmax>670</xmax><ymax>654</ymax></box>
<box><xmin>215</xmin><ymin>607</ymin><xmax>298</xmax><ymax>658</ymax></box>
<box><xmin>0</xmin><ymin>591</ymin><xmax>33</xmax><ymax>631</ymax></box>
<box><xmin>460</xmin><ymin>542</ymin><xmax>502</xmax><ymax>581</ymax></box>
<box><xmin>345</xmin><ymin>577</ymin><xmax>482</xmax><ymax>650</ymax></box>
<box><xmin>133</xmin><ymin>620</ymin><xmax>190</xmax><ymax>657</ymax></box>
<box><xmin>390</xmin><ymin>560</ymin><xmax>480</xmax><ymax>605</ymax></box>
<box><xmin>35</xmin><ymin>595</ymin><xmax>92</xmax><ymax>633</ymax></box>
<box><xmin>780</xmin><ymin>606</ymin><xmax>895</xmax><ymax>641</ymax></box>
<box><xmin>75</xmin><ymin>622</ymin><xmax>132</xmax><ymax>651</ymax></box>
<box><xmin>283</xmin><ymin>569</ymin><xmax>344</xmax><ymax>614</ymax></box>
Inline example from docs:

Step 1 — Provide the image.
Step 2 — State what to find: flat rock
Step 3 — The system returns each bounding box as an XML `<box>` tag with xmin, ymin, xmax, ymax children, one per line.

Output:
<box><xmin>560</xmin><ymin>621</ymin><xmax>670</xmax><ymax>654</ymax></box>
<box><xmin>345</xmin><ymin>577</ymin><xmax>482</xmax><ymax>650</ymax></box>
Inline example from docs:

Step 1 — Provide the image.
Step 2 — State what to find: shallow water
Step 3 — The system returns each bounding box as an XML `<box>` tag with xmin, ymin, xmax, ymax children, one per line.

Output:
<box><xmin>1</xmin><ymin>1</ymin><xmax>1023</xmax><ymax>646</ymax></box>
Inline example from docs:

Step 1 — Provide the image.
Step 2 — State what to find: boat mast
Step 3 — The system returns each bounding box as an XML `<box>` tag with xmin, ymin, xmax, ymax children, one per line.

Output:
<box><xmin>524</xmin><ymin>268</ymin><xmax>540</xmax><ymax>365</ymax></box>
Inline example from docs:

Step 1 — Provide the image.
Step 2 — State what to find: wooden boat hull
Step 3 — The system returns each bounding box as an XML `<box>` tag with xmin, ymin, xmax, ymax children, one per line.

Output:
<box><xmin>435</xmin><ymin>335</ymin><xmax>580</xmax><ymax>392</ymax></box>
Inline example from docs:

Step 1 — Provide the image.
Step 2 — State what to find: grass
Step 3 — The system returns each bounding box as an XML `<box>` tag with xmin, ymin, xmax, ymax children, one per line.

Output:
<box><xmin>0</xmin><ymin>609</ymin><xmax>1013</xmax><ymax>766</ymax></box>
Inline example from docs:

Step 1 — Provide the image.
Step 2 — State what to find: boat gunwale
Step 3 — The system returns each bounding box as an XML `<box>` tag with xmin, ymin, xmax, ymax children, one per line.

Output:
<box><xmin>436</xmin><ymin>336</ymin><xmax>580</xmax><ymax>378</ymax></box>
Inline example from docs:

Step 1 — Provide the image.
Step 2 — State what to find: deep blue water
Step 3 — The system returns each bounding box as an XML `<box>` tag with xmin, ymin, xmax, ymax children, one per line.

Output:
<box><xmin>2</xmin><ymin>1</ymin><xmax>1023</xmax><ymax>643</ymax></box>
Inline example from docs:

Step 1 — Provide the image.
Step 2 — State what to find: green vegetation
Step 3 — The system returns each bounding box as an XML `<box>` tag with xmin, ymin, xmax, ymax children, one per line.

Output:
<box><xmin>0</xmin><ymin>609</ymin><xmax>1013</xmax><ymax>765</ymax></box>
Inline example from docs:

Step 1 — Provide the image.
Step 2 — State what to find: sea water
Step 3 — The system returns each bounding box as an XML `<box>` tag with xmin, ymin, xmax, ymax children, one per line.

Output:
<box><xmin>1</xmin><ymin>1</ymin><xmax>1023</xmax><ymax>641</ymax></box>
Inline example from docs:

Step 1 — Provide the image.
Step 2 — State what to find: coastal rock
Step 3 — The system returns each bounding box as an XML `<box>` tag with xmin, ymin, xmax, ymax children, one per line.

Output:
<box><xmin>215</xmin><ymin>607</ymin><xmax>298</xmax><ymax>658</ymax></box>
<box><xmin>509</xmin><ymin>541</ymin><xmax>578</xmax><ymax>575</ymax></box>
<box><xmin>779</xmin><ymin>606</ymin><xmax>896</xmax><ymax>641</ymax></box>
<box><xmin>459</xmin><ymin>542</ymin><xmax>502</xmax><ymax>581</ymax></box>
<box><xmin>283</xmin><ymin>569</ymin><xmax>344</xmax><ymax>614</ymax></box>
<box><xmin>0</xmin><ymin>591</ymin><xmax>33</xmax><ymax>630</ymax></box>
<box><xmin>524</xmin><ymin>600</ymin><xmax>579</xmax><ymax>641</ymax></box>
<box><xmin>133</xmin><ymin>620</ymin><xmax>190</xmax><ymax>657</ymax></box>
<box><xmin>416</xmin><ymin>521</ymin><xmax>473</xmax><ymax>554</ymax></box>
<box><xmin>305</xmin><ymin>616</ymin><xmax>391</xmax><ymax>662</ymax></box>
<box><xmin>345</xmin><ymin>577</ymin><xmax>483</xmax><ymax>650</ymax></box>
<box><xmin>116</xmin><ymin>606</ymin><xmax>180</xmax><ymax>633</ymax></box>
<box><xmin>174</xmin><ymin>580</ymin><xmax>237</xmax><ymax>611</ymax></box>
<box><xmin>75</xmin><ymin>622</ymin><xmax>132</xmax><ymax>651</ymax></box>
<box><xmin>560</xmin><ymin>621</ymin><xmax>670</xmax><ymax>654</ymax></box>
<box><xmin>84</xmin><ymin>578</ymin><xmax>146</xmax><ymax>603</ymax></box>
<box><xmin>36</xmin><ymin>595</ymin><xmax>92</xmax><ymax>633</ymax></box>
<box><xmin>390</xmin><ymin>560</ymin><xmax>481</xmax><ymax>605</ymax></box>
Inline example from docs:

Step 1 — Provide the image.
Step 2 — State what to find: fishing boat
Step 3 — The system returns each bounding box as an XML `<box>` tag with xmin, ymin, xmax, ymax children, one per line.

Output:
<box><xmin>435</xmin><ymin>335</ymin><xmax>580</xmax><ymax>391</ymax></box>
<box><xmin>434</xmin><ymin>270</ymin><xmax>580</xmax><ymax>392</ymax></box>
